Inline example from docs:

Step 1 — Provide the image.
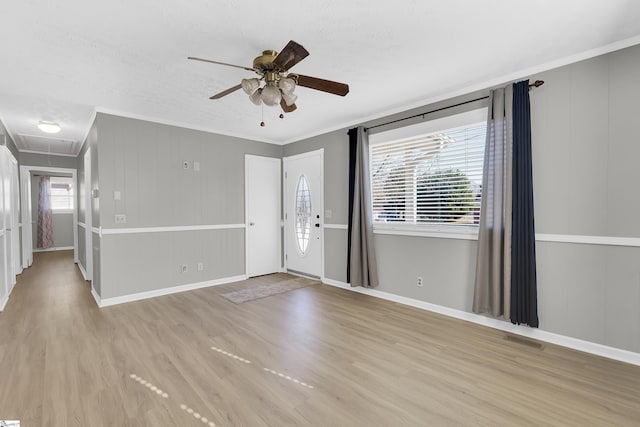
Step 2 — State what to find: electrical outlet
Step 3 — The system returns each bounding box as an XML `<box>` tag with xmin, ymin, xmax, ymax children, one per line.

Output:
<box><xmin>181</xmin><ymin>264</ymin><xmax>188</xmax><ymax>273</ymax></box>
<box><xmin>417</xmin><ymin>276</ymin><xmax>424</xmax><ymax>287</ymax></box>
<box><xmin>182</xmin><ymin>161</ymin><xmax>190</xmax><ymax>170</ymax></box>
<box><xmin>197</xmin><ymin>262</ymin><xmax>204</xmax><ymax>271</ymax></box>
<box><xmin>114</xmin><ymin>190</ymin><xmax>121</xmax><ymax>201</ymax></box>
<box><xmin>115</xmin><ymin>214</ymin><xmax>126</xmax><ymax>224</ymax></box>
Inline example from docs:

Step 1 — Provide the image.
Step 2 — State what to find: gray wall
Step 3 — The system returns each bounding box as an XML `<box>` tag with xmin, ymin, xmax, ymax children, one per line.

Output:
<box><xmin>94</xmin><ymin>113</ymin><xmax>282</xmax><ymax>299</ymax></box>
<box><xmin>30</xmin><ymin>175</ymin><xmax>74</xmax><ymax>249</ymax></box>
<box><xmin>283</xmin><ymin>44</ymin><xmax>640</xmax><ymax>354</ymax></box>
<box><xmin>19</xmin><ymin>152</ymin><xmax>78</xmax><ymax>169</ymax></box>
<box><xmin>0</xmin><ymin>120</ymin><xmax>19</xmax><ymax>160</ymax></box>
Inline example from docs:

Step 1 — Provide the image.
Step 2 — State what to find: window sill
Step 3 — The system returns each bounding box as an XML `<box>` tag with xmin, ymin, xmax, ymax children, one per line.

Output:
<box><xmin>52</xmin><ymin>209</ymin><xmax>74</xmax><ymax>215</ymax></box>
<box><xmin>373</xmin><ymin>225</ymin><xmax>478</xmax><ymax>240</ymax></box>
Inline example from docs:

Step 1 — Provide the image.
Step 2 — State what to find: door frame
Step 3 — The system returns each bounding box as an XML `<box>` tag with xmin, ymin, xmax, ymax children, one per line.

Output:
<box><xmin>244</xmin><ymin>154</ymin><xmax>282</xmax><ymax>278</ymax></box>
<box><xmin>84</xmin><ymin>148</ymin><xmax>93</xmax><ymax>281</ymax></box>
<box><xmin>20</xmin><ymin>165</ymin><xmax>78</xmax><ymax>268</ymax></box>
<box><xmin>9</xmin><ymin>153</ymin><xmax>21</xmax><ymax>283</ymax></box>
<box><xmin>283</xmin><ymin>148</ymin><xmax>325</xmax><ymax>281</ymax></box>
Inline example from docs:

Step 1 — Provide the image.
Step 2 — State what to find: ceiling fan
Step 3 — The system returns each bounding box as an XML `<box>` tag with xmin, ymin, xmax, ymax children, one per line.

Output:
<box><xmin>188</xmin><ymin>40</ymin><xmax>349</xmax><ymax>116</ymax></box>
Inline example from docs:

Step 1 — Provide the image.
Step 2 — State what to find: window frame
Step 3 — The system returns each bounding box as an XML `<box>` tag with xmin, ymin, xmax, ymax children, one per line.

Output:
<box><xmin>49</xmin><ymin>176</ymin><xmax>75</xmax><ymax>214</ymax></box>
<box><xmin>369</xmin><ymin>108</ymin><xmax>487</xmax><ymax>239</ymax></box>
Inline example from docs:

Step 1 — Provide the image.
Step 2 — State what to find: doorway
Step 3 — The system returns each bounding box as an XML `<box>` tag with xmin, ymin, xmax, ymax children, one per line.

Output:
<box><xmin>20</xmin><ymin>165</ymin><xmax>78</xmax><ymax>269</ymax></box>
<box><xmin>283</xmin><ymin>149</ymin><xmax>324</xmax><ymax>279</ymax></box>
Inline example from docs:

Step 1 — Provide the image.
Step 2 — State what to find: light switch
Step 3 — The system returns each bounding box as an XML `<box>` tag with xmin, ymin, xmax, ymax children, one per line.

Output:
<box><xmin>114</xmin><ymin>190</ymin><xmax>121</xmax><ymax>201</ymax></box>
<box><xmin>194</xmin><ymin>161</ymin><xmax>200</xmax><ymax>171</ymax></box>
<box><xmin>325</xmin><ymin>209</ymin><xmax>333</xmax><ymax>219</ymax></box>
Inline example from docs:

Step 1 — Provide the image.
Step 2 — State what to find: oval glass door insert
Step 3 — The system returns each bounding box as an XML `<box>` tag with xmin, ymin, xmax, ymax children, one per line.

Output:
<box><xmin>295</xmin><ymin>174</ymin><xmax>312</xmax><ymax>254</ymax></box>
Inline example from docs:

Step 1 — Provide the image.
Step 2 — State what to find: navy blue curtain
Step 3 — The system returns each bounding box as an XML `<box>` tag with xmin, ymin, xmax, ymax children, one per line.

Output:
<box><xmin>347</xmin><ymin>127</ymin><xmax>358</xmax><ymax>283</ymax></box>
<box><xmin>510</xmin><ymin>80</ymin><xmax>539</xmax><ymax>327</ymax></box>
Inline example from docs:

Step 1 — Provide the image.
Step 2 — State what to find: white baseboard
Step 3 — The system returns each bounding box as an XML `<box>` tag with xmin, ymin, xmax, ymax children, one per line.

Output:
<box><xmin>96</xmin><ymin>274</ymin><xmax>248</xmax><ymax>308</ymax></box>
<box><xmin>0</xmin><ymin>294</ymin><xmax>8</xmax><ymax>311</ymax></box>
<box><xmin>78</xmin><ymin>263</ymin><xmax>88</xmax><ymax>281</ymax></box>
<box><xmin>33</xmin><ymin>246</ymin><xmax>74</xmax><ymax>252</ymax></box>
<box><xmin>321</xmin><ymin>278</ymin><xmax>640</xmax><ymax>367</ymax></box>
<box><xmin>91</xmin><ymin>286</ymin><xmax>101</xmax><ymax>307</ymax></box>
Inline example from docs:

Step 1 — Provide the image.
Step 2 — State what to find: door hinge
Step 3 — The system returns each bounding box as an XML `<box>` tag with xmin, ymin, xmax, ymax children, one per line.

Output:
<box><xmin>285</xmin><ymin>254</ymin><xmax>288</xmax><ymax>260</ymax></box>
<box><xmin>284</xmin><ymin>171</ymin><xmax>287</xmax><ymax>179</ymax></box>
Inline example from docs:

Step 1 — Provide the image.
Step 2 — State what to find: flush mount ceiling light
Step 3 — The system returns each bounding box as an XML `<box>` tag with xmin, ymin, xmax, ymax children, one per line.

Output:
<box><xmin>37</xmin><ymin>121</ymin><xmax>61</xmax><ymax>134</ymax></box>
<box><xmin>188</xmin><ymin>40</ymin><xmax>349</xmax><ymax>126</ymax></box>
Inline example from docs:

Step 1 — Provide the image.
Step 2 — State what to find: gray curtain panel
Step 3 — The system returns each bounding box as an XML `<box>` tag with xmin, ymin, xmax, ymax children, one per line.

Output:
<box><xmin>473</xmin><ymin>86</ymin><xmax>514</xmax><ymax>318</ymax></box>
<box><xmin>348</xmin><ymin>127</ymin><xmax>379</xmax><ymax>288</ymax></box>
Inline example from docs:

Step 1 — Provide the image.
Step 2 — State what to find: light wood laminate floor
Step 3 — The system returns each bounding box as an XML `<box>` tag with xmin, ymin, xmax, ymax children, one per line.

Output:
<box><xmin>1</xmin><ymin>251</ymin><xmax>639</xmax><ymax>426</ymax></box>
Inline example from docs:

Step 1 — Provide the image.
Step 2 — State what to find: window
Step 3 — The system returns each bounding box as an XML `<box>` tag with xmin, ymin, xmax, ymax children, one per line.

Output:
<box><xmin>50</xmin><ymin>177</ymin><xmax>74</xmax><ymax>212</ymax></box>
<box><xmin>295</xmin><ymin>174</ymin><xmax>312</xmax><ymax>254</ymax></box>
<box><xmin>370</xmin><ymin>109</ymin><xmax>487</xmax><ymax>232</ymax></box>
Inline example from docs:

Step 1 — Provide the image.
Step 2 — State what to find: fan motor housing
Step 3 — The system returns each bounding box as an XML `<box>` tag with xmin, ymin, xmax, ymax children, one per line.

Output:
<box><xmin>253</xmin><ymin>50</ymin><xmax>280</xmax><ymax>72</ymax></box>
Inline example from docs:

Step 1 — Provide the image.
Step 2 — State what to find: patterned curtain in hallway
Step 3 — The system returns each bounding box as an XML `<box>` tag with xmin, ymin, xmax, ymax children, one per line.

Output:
<box><xmin>37</xmin><ymin>175</ymin><xmax>54</xmax><ymax>248</ymax></box>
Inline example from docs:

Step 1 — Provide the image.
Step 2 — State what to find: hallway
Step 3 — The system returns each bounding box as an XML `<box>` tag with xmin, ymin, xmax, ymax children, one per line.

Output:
<box><xmin>1</xmin><ymin>251</ymin><xmax>640</xmax><ymax>426</ymax></box>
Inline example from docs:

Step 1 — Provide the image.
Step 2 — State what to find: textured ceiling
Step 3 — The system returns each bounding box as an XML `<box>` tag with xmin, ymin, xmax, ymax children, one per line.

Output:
<box><xmin>2</xmin><ymin>0</ymin><xmax>640</xmax><ymax>156</ymax></box>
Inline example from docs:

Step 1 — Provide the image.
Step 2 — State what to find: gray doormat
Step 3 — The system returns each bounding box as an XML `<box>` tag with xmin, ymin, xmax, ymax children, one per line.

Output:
<box><xmin>221</xmin><ymin>276</ymin><xmax>316</xmax><ymax>304</ymax></box>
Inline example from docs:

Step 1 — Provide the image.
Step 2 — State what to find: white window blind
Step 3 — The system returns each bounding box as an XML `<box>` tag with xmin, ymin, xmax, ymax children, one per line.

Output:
<box><xmin>50</xmin><ymin>177</ymin><xmax>74</xmax><ymax>211</ymax></box>
<box><xmin>370</xmin><ymin>116</ymin><xmax>486</xmax><ymax>228</ymax></box>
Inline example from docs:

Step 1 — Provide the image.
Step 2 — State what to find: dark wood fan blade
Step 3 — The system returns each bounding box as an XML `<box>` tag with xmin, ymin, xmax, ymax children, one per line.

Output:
<box><xmin>273</xmin><ymin>40</ymin><xmax>309</xmax><ymax>71</ymax></box>
<box><xmin>295</xmin><ymin>74</ymin><xmax>349</xmax><ymax>96</ymax></box>
<box><xmin>210</xmin><ymin>84</ymin><xmax>242</xmax><ymax>99</ymax></box>
<box><xmin>280</xmin><ymin>98</ymin><xmax>297</xmax><ymax>113</ymax></box>
<box><xmin>188</xmin><ymin>57</ymin><xmax>256</xmax><ymax>72</ymax></box>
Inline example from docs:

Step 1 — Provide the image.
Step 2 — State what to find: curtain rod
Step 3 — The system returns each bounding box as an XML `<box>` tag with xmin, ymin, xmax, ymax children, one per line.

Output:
<box><xmin>364</xmin><ymin>80</ymin><xmax>544</xmax><ymax>132</ymax></box>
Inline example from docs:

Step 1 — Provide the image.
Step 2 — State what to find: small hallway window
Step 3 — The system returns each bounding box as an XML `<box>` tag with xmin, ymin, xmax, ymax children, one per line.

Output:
<box><xmin>50</xmin><ymin>177</ymin><xmax>74</xmax><ymax>212</ymax></box>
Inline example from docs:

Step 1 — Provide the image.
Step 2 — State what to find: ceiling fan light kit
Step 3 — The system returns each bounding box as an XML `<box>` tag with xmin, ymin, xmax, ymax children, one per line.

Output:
<box><xmin>189</xmin><ymin>40</ymin><xmax>349</xmax><ymax>126</ymax></box>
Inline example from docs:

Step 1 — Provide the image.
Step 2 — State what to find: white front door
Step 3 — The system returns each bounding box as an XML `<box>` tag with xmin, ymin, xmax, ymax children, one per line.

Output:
<box><xmin>284</xmin><ymin>149</ymin><xmax>323</xmax><ymax>278</ymax></box>
<box><xmin>245</xmin><ymin>155</ymin><xmax>281</xmax><ymax>277</ymax></box>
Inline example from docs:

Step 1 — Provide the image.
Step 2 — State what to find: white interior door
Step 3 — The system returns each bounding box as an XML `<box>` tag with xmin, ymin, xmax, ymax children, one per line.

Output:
<box><xmin>245</xmin><ymin>155</ymin><xmax>281</xmax><ymax>277</ymax></box>
<box><xmin>9</xmin><ymin>155</ymin><xmax>20</xmax><ymax>285</ymax></box>
<box><xmin>0</xmin><ymin>147</ymin><xmax>8</xmax><ymax>301</ymax></box>
<box><xmin>284</xmin><ymin>149</ymin><xmax>323</xmax><ymax>278</ymax></box>
<box><xmin>1</xmin><ymin>148</ymin><xmax>16</xmax><ymax>293</ymax></box>
<box><xmin>84</xmin><ymin>149</ymin><xmax>93</xmax><ymax>281</ymax></box>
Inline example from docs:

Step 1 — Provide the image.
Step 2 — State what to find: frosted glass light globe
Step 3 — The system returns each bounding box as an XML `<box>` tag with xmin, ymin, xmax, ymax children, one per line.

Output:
<box><xmin>241</xmin><ymin>78</ymin><xmax>260</xmax><ymax>95</ymax></box>
<box><xmin>260</xmin><ymin>84</ymin><xmax>281</xmax><ymax>106</ymax></box>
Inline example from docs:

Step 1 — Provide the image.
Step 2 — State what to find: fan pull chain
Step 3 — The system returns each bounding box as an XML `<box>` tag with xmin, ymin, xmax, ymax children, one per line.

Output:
<box><xmin>260</xmin><ymin>104</ymin><xmax>265</xmax><ymax>127</ymax></box>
